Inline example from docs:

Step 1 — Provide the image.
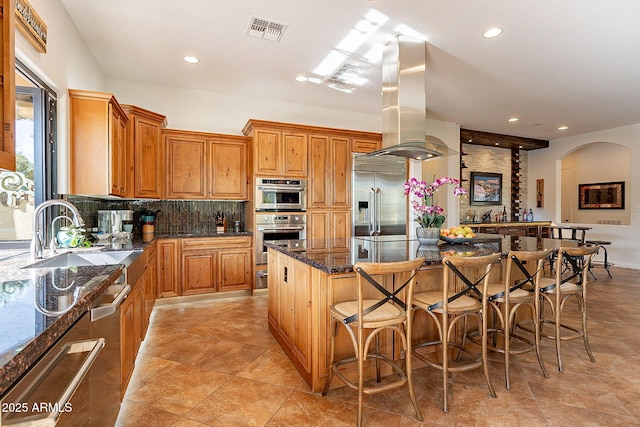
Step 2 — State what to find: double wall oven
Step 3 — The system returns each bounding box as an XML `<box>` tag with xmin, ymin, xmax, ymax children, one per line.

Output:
<box><xmin>254</xmin><ymin>178</ymin><xmax>307</xmax><ymax>267</ymax></box>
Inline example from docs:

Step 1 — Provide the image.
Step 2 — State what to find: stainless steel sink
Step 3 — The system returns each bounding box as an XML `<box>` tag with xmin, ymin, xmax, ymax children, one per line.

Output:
<box><xmin>26</xmin><ymin>250</ymin><xmax>142</xmax><ymax>269</ymax></box>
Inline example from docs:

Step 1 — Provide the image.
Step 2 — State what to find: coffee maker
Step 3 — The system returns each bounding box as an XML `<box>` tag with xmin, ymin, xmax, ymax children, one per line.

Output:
<box><xmin>97</xmin><ymin>209</ymin><xmax>133</xmax><ymax>239</ymax></box>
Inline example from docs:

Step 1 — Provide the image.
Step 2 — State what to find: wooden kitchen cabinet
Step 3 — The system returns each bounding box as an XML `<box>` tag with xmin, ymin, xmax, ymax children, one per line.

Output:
<box><xmin>209</xmin><ymin>137</ymin><xmax>249</xmax><ymax>200</ymax></box>
<box><xmin>69</xmin><ymin>89</ymin><xmax>129</xmax><ymax>196</ymax></box>
<box><xmin>242</xmin><ymin>120</ymin><xmax>308</xmax><ymax>177</ymax></box>
<box><xmin>181</xmin><ymin>237</ymin><xmax>252</xmax><ymax>295</ymax></box>
<box><xmin>120</xmin><ymin>273</ymin><xmax>143</xmax><ymax>398</ymax></box>
<box><xmin>308</xmin><ymin>134</ymin><xmax>351</xmax><ymax>208</ymax></box>
<box><xmin>0</xmin><ymin>0</ymin><xmax>15</xmax><ymax>171</ymax></box>
<box><xmin>268</xmin><ymin>249</ymin><xmax>312</xmax><ymax>374</ymax></box>
<box><xmin>156</xmin><ymin>238</ymin><xmax>179</xmax><ymax>298</ymax></box>
<box><xmin>142</xmin><ymin>242</ymin><xmax>157</xmax><ymax>335</ymax></box>
<box><xmin>164</xmin><ymin>129</ymin><xmax>249</xmax><ymax>200</ymax></box>
<box><xmin>307</xmin><ymin>209</ymin><xmax>351</xmax><ymax>251</ymax></box>
<box><xmin>122</xmin><ymin>105</ymin><xmax>167</xmax><ymax>199</ymax></box>
<box><xmin>352</xmin><ymin>136</ymin><xmax>381</xmax><ymax>153</ymax></box>
<box><xmin>164</xmin><ymin>130</ymin><xmax>208</xmax><ymax>199</ymax></box>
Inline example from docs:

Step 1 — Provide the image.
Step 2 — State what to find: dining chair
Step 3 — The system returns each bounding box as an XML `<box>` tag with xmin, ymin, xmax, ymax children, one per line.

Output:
<box><xmin>535</xmin><ymin>245</ymin><xmax>600</xmax><ymax>371</ymax></box>
<box><xmin>322</xmin><ymin>258</ymin><xmax>425</xmax><ymax>427</ymax></box>
<box><xmin>481</xmin><ymin>249</ymin><xmax>552</xmax><ymax>389</ymax></box>
<box><xmin>411</xmin><ymin>253</ymin><xmax>501</xmax><ymax>412</ymax></box>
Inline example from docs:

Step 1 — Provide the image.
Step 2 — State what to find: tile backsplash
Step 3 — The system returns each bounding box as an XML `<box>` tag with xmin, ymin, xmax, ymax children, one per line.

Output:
<box><xmin>66</xmin><ymin>196</ymin><xmax>246</xmax><ymax>234</ymax></box>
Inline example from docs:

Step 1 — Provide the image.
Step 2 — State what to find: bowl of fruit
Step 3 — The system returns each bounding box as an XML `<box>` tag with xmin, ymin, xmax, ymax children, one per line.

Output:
<box><xmin>440</xmin><ymin>226</ymin><xmax>477</xmax><ymax>244</ymax></box>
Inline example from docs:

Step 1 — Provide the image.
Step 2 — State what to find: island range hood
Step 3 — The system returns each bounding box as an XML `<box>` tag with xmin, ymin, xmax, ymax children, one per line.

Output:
<box><xmin>364</xmin><ymin>35</ymin><xmax>457</xmax><ymax>160</ymax></box>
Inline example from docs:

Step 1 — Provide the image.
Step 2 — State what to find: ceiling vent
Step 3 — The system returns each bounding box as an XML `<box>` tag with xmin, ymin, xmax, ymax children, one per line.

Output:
<box><xmin>246</xmin><ymin>16</ymin><xmax>288</xmax><ymax>42</ymax></box>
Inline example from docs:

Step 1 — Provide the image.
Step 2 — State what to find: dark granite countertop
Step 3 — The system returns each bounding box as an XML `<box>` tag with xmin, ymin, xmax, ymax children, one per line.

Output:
<box><xmin>266</xmin><ymin>234</ymin><xmax>575</xmax><ymax>275</ymax></box>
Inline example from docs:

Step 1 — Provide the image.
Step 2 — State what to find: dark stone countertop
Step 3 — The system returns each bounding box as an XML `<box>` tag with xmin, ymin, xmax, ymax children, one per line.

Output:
<box><xmin>266</xmin><ymin>234</ymin><xmax>575</xmax><ymax>275</ymax></box>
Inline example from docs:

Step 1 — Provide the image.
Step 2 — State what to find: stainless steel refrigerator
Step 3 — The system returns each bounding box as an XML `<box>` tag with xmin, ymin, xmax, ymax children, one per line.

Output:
<box><xmin>352</xmin><ymin>154</ymin><xmax>407</xmax><ymax>236</ymax></box>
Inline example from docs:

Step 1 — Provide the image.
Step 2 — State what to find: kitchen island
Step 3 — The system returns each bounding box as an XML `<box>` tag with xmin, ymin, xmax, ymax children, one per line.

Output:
<box><xmin>266</xmin><ymin>234</ymin><xmax>573</xmax><ymax>392</ymax></box>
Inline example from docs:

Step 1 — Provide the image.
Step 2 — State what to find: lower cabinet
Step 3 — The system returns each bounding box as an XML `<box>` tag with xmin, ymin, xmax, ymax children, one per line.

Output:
<box><xmin>157</xmin><ymin>236</ymin><xmax>253</xmax><ymax>298</ymax></box>
<box><xmin>121</xmin><ymin>243</ymin><xmax>156</xmax><ymax>398</ymax></box>
<box><xmin>120</xmin><ymin>268</ymin><xmax>144</xmax><ymax>398</ymax></box>
<box><xmin>268</xmin><ymin>249</ymin><xmax>312</xmax><ymax>375</ymax></box>
<box><xmin>307</xmin><ymin>209</ymin><xmax>351</xmax><ymax>251</ymax></box>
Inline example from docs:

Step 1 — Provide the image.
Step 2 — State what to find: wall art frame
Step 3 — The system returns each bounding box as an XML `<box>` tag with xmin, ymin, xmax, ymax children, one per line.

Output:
<box><xmin>470</xmin><ymin>172</ymin><xmax>502</xmax><ymax>205</ymax></box>
<box><xmin>578</xmin><ymin>181</ymin><xmax>625</xmax><ymax>209</ymax></box>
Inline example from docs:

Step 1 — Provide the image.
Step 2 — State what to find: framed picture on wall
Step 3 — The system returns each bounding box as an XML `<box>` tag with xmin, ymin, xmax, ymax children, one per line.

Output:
<box><xmin>578</xmin><ymin>181</ymin><xmax>625</xmax><ymax>209</ymax></box>
<box><xmin>470</xmin><ymin>172</ymin><xmax>502</xmax><ymax>205</ymax></box>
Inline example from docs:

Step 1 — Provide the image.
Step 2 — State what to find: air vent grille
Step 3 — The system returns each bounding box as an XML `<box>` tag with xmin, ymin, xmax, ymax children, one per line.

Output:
<box><xmin>246</xmin><ymin>16</ymin><xmax>288</xmax><ymax>42</ymax></box>
<box><xmin>596</xmin><ymin>219</ymin><xmax>622</xmax><ymax>225</ymax></box>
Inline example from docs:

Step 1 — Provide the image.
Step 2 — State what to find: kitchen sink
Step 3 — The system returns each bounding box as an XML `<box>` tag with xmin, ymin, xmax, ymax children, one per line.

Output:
<box><xmin>25</xmin><ymin>250</ymin><xmax>142</xmax><ymax>269</ymax></box>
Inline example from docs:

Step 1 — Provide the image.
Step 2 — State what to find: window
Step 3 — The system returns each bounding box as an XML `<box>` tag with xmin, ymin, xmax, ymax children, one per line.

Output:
<box><xmin>0</xmin><ymin>61</ymin><xmax>57</xmax><ymax>243</ymax></box>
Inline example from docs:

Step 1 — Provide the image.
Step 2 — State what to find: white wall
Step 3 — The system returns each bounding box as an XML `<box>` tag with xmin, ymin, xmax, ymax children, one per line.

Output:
<box><xmin>15</xmin><ymin>0</ymin><xmax>107</xmax><ymax>193</ymax></box>
<box><xmin>529</xmin><ymin>123</ymin><xmax>640</xmax><ymax>269</ymax></box>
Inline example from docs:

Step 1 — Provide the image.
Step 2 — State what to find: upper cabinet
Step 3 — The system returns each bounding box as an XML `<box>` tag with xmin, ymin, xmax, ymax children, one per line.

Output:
<box><xmin>308</xmin><ymin>134</ymin><xmax>351</xmax><ymax>208</ymax></box>
<box><xmin>69</xmin><ymin>89</ymin><xmax>129</xmax><ymax>196</ymax></box>
<box><xmin>243</xmin><ymin>120</ymin><xmax>308</xmax><ymax>177</ymax></box>
<box><xmin>352</xmin><ymin>136</ymin><xmax>381</xmax><ymax>153</ymax></box>
<box><xmin>0</xmin><ymin>0</ymin><xmax>15</xmax><ymax>171</ymax></box>
<box><xmin>121</xmin><ymin>105</ymin><xmax>167</xmax><ymax>199</ymax></box>
<box><xmin>164</xmin><ymin>129</ymin><xmax>249</xmax><ymax>200</ymax></box>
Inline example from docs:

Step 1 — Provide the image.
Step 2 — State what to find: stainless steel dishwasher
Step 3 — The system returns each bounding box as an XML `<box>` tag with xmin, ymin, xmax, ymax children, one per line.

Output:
<box><xmin>0</xmin><ymin>277</ymin><xmax>130</xmax><ymax>426</ymax></box>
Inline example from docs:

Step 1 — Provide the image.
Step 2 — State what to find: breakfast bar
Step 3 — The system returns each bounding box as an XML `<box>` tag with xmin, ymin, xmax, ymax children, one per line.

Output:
<box><xmin>266</xmin><ymin>234</ymin><xmax>575</xmax><ymax>392</ymax></box>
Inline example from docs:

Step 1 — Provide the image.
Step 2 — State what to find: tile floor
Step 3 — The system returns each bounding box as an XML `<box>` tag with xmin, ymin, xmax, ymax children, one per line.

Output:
<box><xmin>116</xmin><ymin>266</ymin><xmax>640</xmax><ymax>426</ymax></box>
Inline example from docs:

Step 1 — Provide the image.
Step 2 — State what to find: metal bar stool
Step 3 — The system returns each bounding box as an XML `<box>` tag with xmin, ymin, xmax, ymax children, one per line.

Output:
<box><xmin>586</xmin><ymin>240</ymin><xmax>613</xmax><ymax>279</ymax></box>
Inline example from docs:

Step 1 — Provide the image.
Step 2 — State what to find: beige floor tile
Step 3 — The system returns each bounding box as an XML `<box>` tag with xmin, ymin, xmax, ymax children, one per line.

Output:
<box><xmin>185</xmin><ymin>376</ymin><xmax>293</xmax><ymax>426</ymax></box>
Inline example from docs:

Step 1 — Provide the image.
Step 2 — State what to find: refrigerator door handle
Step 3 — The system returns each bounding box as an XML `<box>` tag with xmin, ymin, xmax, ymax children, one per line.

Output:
<box><xmin>376</xmin><ymin>188</ymin><xmax>382</xmax><ymax>234</ymax></box>
<box><xmin>369</xmin><ymin>188</ymin><xmax>376</xmax><ymax>235</ymax></box>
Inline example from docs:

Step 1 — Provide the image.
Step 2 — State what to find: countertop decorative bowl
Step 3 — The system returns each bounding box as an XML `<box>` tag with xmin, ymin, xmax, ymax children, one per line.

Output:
<box><xmin>440</xmin><ymin>235</ymin><xmax>474</xmax><ymax>244</ymax></box>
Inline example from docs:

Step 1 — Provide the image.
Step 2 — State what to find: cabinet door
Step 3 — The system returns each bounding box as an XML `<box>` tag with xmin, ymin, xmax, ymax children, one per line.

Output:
<box><xmin>282</xmin><ymin>132</ymin><xmax>308</xmax><ymax>177</ymax></box>
<box><xmin>156</xmin><ymin>239</ymin><xmax>179</xmax><ymax>298</ymax></box>
<box><xmin>120</xmin><ymin>295</ymin><xmax>136</xmax><ymax>396</ymax></box>
<box><xmin>277</xmin><ymin>255</ymin><xmax>294</xmax><ymax>345</ymax></box>
<box><xmin>308</xmin><ymin>135</ymin><xmax>329</xmax><ymax>208</ymax></box>
<box><xmin>210</xmin><ymin>139</ymin><xmax>248</xmax><ymax>200</ymax></box>
<box><xmin>0</xmin><ymin>0</ymin><xmax>15</xmax><ymax>171</ymax></box>
<box><xmin>352</xmin><ymin>137</ymin><xmax>381</xmax><ymax>153</ymax></box>
<box><xmin>110</xmin><ymin>106</ymin><xmax>127</xmax><ymax>196</ymax></box>
<box><xmin>330</xmin><ymin>136</ymin><xmax>351</xmax><ymax>208</ymax></box>
<box><xmin>307</xmin><ymin>211</ymin><xmax>329</xmax><ymax>251</ymax></box>
<box><xmin>219</xmin><ymin>248</ymin><xmax>251</xmax><ymax>291</ymax></box>
<box><xmin>165</xmin><ymin>134</ymin><xmax>207</xmax><ymax>199</ymax></box>
<box><xmin>134</xmin><ymin>116</ymin><xmax>163</xmax><ymax>198</ymax></box>
<box><xmin>330</xmin><ymin>210</ymin><xmax>351</xmax><ymax>251</ymax></box>
<box><xmin>291</xmin><ymin>259</ymin><xmax>312</xmax><ymax>372</ymax></box>
<box><xmin>182</xmin><ymin>251</ymin><xmax>217</xmax><ymax>295</ymax></box>
<box><xmin>255</xmin><ymin>129</ymin><xmax>280</xmax><ymax>176</ymax></box>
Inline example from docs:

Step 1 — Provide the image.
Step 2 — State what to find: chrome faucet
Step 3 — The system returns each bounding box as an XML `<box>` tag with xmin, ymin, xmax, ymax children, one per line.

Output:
<box><xmin>31</xmin><ymin>200</ymin><xmax>85</xmax><ymax>259</ymax></box>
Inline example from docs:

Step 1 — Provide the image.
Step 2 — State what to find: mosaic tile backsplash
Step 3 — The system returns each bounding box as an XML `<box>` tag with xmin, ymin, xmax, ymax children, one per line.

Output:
<box><xmin>66</xmin><ymin>196</ymin><xmax>247</xmax><ymax>234</ymax></box>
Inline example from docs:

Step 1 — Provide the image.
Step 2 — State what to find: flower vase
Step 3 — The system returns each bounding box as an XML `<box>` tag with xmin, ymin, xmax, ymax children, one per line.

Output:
<box><xmin>416</xmin><ymin>227</ymin><xmax>440</xmax><ymax>245</ymax></box>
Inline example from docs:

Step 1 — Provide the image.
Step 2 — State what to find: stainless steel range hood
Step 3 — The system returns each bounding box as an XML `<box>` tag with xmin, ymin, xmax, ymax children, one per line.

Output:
<box><xmin>364</xmin><ymin>35</ymin><xmax>457</xmax><ymax>160</ymax></box>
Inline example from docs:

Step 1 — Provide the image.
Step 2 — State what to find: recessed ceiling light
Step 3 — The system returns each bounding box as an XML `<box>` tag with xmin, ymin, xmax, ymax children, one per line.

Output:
<box><xmin>483</xmin><ymin>28</ymin><xmax>503</xmax><ymax>38</ymax></box>
<box><xmin>295</xmin><ymin>75</ymin><xmax>308</xmax><ymax>82</ymax></box>
<box><xmin>508</xmin><ymin>117</ymin><xmax>519</xmax><ymax>122</ymax></box>
<box><xmin>184</xmin><ymin>56</ymin><xmax>199</xmax><ymax>64</ymax></box>
<box><xmin>558</xmin><ymin>126</ymin><xmax>568</xmax><ymax>130</ymax></box>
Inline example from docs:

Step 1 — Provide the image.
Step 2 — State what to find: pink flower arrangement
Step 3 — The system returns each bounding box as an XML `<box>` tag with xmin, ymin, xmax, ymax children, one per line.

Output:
<box><xmin>402</xmin><ymin>177</ymin><xmax>467</xmax><ymax>228</ymax></box>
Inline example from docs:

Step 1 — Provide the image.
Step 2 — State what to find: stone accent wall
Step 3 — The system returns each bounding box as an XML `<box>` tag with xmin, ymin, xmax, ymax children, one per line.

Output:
<box><xmin>459</xmin><ymin>143</ymin><xmax>528</xmax><ymax>222</ymax></box>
